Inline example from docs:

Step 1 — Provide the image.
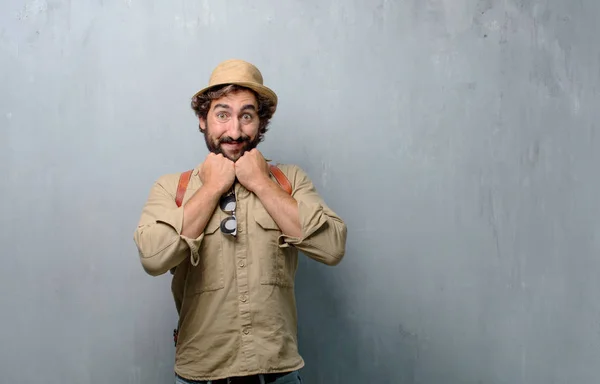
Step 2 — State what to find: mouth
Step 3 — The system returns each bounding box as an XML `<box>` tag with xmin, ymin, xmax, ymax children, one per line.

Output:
<box><xmin>222</xmin><ymin>142</ymin><xmax>244</xmax><ymax>151</ymax></box>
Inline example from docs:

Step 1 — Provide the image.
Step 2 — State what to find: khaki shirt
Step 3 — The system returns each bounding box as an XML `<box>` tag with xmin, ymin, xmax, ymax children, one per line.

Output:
<box><xmin>133</xmin><ymin>162</ymin><xmax>347</xmax><ymax>381</ymax></box>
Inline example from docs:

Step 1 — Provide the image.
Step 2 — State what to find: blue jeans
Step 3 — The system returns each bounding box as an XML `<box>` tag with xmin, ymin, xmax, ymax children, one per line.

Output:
<box><xmin>175</xmin><ymin>370</ymin><xmax>302</xmax><ymax>384</ymax></box>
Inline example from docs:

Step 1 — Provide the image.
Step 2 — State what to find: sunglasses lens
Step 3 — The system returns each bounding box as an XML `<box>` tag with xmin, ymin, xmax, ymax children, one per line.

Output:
<box><xmin>220</xmin><ymin>216</ymin><xmax>237</xmax><ymax>235</ymax></box>
<box><xmin>222</xmin><ymin>200</ymin><xmax>236</xmax><ymax>212</ymax></box>
<box><xmin>220</xmin><ymin>195</ymin><xmax>236</xmax><ymax>212</ymax></box>
<box><xmin>224</xmin><ymin>218</ymin><xmax>236</xmax><ymax>231</ymax></box>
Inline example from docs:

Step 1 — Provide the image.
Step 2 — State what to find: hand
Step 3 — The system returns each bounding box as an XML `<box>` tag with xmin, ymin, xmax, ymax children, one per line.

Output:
<box><xmin>235</xmin><ymin>149</ymin><xmax>271</xmax><ymax>192</ymax></box>
<box><xmin>199</xmin><ymin>153</ymin><xmax>236</xmax><ymax>195</ymax></box>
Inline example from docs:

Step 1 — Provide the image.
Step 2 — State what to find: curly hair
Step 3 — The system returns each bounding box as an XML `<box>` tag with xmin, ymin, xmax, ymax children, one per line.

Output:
<box><xmin>190</xmin><ymin>84</ymin><xmax>276</xmax><ymax>143</ymax></box>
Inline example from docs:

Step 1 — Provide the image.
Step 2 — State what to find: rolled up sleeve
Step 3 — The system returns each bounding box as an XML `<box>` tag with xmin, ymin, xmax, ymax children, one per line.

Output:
<box><xmin>133</xmin><ymin>176</ymin><xmax>203</xmax><ymax>276</ymax></box>
<box><xmin>277</xmin><ymin>166</ymin><xmax>347</xmax><ymax>266</ymax></box>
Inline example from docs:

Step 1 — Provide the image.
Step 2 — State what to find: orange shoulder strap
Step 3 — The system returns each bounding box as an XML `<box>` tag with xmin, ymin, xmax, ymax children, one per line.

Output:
<box><xmin>175</xmin><ymin>165</ymin><xmax>290</xmax><ymax>207</ymax></box>
<box><xmin>175</xmin><ymin>170</ymin><xmax>193</xmax><ymax>207</ymax></box>
<box><xmin>269</xmin><ymin>164</ymin><xmax>292</xmax><ymax>195</ymax></box>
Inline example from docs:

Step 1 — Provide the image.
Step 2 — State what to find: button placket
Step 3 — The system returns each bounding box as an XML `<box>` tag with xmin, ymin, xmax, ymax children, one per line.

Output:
<box><xmin>233</xmin><ymin>185</ymin><xmax>256</xmax><ymax>369</ymax></box>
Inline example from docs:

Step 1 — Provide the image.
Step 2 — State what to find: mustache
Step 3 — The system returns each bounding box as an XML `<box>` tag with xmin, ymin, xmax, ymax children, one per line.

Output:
<box><xmin>220</xmin><ymin>136</ymin><xmax>250</xmax><ymax>144</ymax></box>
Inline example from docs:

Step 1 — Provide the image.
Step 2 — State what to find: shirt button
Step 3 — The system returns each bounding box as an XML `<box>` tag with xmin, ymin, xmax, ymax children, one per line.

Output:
<box><xmin>240</xmin><ymin>294</ymin><xmax>247</xmax><ymax>302</ymax></box>
<box><xmin>243</xmin><ymin>328</ymin><xmax>250</xmax><ymax>335</ymax></box>
<box><xmin>238</xmin><ymin>260</ymin><xmax>245</xmax><ymax>268</ymax></box>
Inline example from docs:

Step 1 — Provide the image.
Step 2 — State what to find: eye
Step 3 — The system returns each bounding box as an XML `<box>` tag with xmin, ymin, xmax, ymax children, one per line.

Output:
<box><xmin>216</xmin><ymin>112</ymin><xmax>228</xmax><ymax>120</ymax></box>
<box><xmin>241</xmin><ymin>113</ymin><xmax>253</xmax><ymax>121</ymax></box>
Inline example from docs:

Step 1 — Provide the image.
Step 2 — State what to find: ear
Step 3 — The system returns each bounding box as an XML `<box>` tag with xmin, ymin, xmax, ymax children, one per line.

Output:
<box><xmin>199</xmin><ymin>116</ymin><xmax>206</xmax><ymax>132</ymax></box>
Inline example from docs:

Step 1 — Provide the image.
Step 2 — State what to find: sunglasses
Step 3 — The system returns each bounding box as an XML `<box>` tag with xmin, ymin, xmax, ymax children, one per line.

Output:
<box><xmin>219</xmin><ymin>191</ymin><xmax>237</xmax><ymax>236</ymax></box>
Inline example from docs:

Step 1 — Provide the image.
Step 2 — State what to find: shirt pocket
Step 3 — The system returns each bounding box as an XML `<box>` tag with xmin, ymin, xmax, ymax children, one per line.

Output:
<box><xmin>253</xmin><ymin>210</ymin><xmax>296</xmax><ymax>288</ymax></box>
<box><xmin>185</xmin><ymin>213</ymin><xmax>224</xmax><ymax>295</ymax></box>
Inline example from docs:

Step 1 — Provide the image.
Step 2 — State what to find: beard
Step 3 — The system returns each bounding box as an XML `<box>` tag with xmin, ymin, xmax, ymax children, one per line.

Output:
<box><xmin>203</xmin><ymin>123</ymin><xmax>261</xmax><ymax>162</ymax></box>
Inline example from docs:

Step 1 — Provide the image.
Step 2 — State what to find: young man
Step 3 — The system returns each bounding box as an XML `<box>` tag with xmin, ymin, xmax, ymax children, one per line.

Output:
<box><xmin>133</xmin><ymin>59</ymin><xmax>347</xmax><ymax>384</ymax></box>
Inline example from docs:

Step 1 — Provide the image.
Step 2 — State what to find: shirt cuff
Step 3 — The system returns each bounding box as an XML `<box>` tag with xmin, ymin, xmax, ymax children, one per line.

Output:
<box><xmin>156</xmin><ymin>206</ymin><xmax>203</xmax><ymax>266</ymax></box>
<box><xmin>278</xmin><ymin>200</ymin><xmax>328</xmax><ymax>247</ymax></box>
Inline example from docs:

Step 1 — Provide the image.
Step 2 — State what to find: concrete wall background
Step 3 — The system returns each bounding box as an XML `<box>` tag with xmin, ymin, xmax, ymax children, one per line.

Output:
<box><xmin>1</xmin><ymin>0</ymin><xmax>599</xmax><ymax>383</ymax></box>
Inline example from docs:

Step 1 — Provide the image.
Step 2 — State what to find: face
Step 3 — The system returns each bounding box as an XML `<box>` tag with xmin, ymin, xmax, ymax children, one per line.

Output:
<box><xmin>200</xmin><ymin>89</ymin><xmax>261</xmax><ymax>162</ymax></box>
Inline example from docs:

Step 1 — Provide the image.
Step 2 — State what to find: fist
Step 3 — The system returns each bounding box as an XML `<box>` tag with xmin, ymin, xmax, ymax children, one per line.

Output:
<box><xmin>235</xmin><ymin>149</ymin><xmax>270</xmax><ymax>192</ymax></box>
<box><xmin>200</xmin><ymin>153</ymin><xmax>235</xmax><ymax>195</ymax></box>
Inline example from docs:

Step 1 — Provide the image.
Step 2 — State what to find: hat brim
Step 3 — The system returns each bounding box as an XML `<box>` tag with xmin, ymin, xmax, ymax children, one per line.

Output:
<box><xmin>192</xmin><ymin>82</ymin><xmax>278</xmax><ymax>111</ymax></box>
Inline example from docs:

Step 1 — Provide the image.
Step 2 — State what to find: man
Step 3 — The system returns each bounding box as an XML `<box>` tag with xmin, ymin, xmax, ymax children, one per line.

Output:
<box><xmin>133</xmin><ymin>59</ymin><xmax>347</xmax><ymax>384</ymax></box>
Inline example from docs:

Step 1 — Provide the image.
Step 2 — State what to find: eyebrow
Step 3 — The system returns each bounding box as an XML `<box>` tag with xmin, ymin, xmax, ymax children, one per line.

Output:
<box><xmin>240</xmin><ymin>104</ymin><xmax>257</xmax><ymax>112</ymax></box>
<box><xmin>213</xmin><ymin>103</ymin><xmax>257</xmax><ymax>112</ymax></box>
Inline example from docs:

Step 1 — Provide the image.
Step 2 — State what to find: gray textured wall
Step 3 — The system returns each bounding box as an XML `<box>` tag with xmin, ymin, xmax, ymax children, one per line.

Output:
<box><xmin>1</xmin><ymin>0</ymin><xmax>599</xmax><ymax>383</ymax></box>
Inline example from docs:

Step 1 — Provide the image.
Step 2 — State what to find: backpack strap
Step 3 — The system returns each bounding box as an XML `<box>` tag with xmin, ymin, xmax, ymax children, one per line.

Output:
<box><xmin>175</xmin><ymin>165</ymin><xmax>291</xmax><ymax>208</ymax></box>
<box><xmin>175</xmin><ymin>170</ymin><xmax>193</xmax><ymax>207</ymax></box>
<box><xmin>269</xmin><ymin>164</ymin><xmax>292</xmax><ymax>195</ymax></box>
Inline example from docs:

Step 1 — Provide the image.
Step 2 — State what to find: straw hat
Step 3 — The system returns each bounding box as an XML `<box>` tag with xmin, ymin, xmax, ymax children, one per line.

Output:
<box><xmin>192</xmin><ymin>59</ymin><xmax>278</xmax><ymax>111</ymax></box>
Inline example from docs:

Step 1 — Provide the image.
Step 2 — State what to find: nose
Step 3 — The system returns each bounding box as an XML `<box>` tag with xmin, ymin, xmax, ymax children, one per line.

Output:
<box><xmin>226</xmin><ymin>118</ymin><xmax>243</xmax><ymax>139</ymax></box>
